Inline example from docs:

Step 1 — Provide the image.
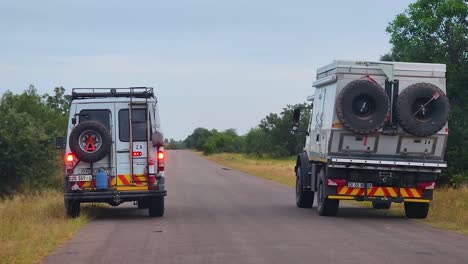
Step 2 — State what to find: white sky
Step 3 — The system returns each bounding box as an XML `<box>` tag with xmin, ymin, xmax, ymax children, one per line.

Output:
<box><xmin>0</xmin><ymin>0</ymin><xmax>414</xmax><ymax>139</ymax></box>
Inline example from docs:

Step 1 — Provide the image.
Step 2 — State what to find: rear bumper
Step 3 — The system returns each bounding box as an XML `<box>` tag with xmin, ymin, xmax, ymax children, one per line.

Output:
<box><xmin>65</xmin><ymin>189</ymin><xmax>167</xmax><ymax>203</ymax></box>
<box><xmin>327</xmin><ymin>195</ymin><xmax>430</xmax><ymax>203</ymax></box>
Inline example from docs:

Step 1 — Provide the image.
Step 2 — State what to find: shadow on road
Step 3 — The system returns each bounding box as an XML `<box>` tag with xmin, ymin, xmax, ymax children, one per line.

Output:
<box><xmin>81</xmin><ymin>203</ymin><xmax>151</xmax><ymax>221</ymax></box>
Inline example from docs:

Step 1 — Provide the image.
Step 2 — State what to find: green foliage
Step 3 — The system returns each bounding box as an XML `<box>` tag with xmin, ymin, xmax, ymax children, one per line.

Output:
<box><xmin>385</xmin><ymin>0</ymin><xmax>468</xmax><ymax>183</ymax></box>
<box><xmin>185</xmin><ymin>104</ymin><xmax>310</xmax><ymax>158</ymax></box>
<box><xmin>202</xmin><ymin>129</ymin><xmax>244</xmax><ymax>155</ymax></box>
<box><xmin>164</xmin><ymin>138</ymin><xmax>186</xmax><ymax>150</ymax></box>
<box><xmin>184</xmin><ymin>127</ymin><xmax>214</xmax><ymax>151</ymax></box>
<box><xmin>0</xmin><ymin>86</ymin><xmax>68</xmax><ymax>196</ymax></box>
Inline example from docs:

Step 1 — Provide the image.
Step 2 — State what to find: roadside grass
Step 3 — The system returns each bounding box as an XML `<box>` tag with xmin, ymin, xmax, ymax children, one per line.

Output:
<box><xmin>200</xmin><ymin>152</ymin><xmax>296</xmax><ymax>187</ymax></box>
<box><xmin>201</xmin><ymin>152</ymin><xmax>468</xmax><ymax>235</ymax></box>
<box><xmin>0</xmin><ymin>190</ymin><xmax>100</xmax><ymax>264</ymax></box>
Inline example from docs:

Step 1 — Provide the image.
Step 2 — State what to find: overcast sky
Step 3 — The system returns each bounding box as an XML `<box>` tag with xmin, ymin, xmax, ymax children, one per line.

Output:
<box><xmin>0</xmin><ymin>0</ymin><xmax>414</xmax><ymax>140</ymax></box>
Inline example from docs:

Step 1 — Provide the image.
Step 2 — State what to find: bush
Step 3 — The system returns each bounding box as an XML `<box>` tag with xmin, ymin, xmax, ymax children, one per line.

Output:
<box><xmin>0</xmin><ymin>86</ymin><xmax>68</xmax><ymax>196</ymax></box>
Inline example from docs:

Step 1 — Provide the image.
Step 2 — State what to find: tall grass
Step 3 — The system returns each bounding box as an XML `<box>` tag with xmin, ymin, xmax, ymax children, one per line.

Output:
<box><xmin>202</xmin><ymin>152</ymin><xmax>296</xmax><ymax>187</ymax></box>
<box><xmin>0</xmin><ymin>190</ymin><xmax>95</xmax><ymax>264</ymax></box>
<box><xmin>203</xmin><ymin>152</ymin><xmax>468</xmax><ymax>234</ymax></box>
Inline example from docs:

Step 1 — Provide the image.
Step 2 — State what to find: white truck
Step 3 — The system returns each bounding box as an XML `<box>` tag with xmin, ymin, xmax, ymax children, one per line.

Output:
<box><xmin>56</xmin><ymin>87</ymin><xmax>167</xmax><ymax>218</ymax></box>
<box><xmin>292</xmin><ymin>61</ymin><xmax>449</xmax><ymax>218</ymax></box>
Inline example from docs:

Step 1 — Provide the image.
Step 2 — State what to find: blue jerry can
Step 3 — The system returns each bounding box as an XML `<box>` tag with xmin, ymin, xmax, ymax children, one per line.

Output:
<box><xmin>95</xmin><ymin>168</ymin><xmax>108</xmax><ymax>190</ymax></box>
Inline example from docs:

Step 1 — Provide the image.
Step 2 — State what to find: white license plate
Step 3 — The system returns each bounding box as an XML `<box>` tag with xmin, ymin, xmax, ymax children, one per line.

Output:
<box><xmin>348</xmin><ymin>182</ymin><xmax>372</xmax><ymax>188</ymax></box>
<box><xmin>69</xmin><ymin>175</ymin><xmax>92</xmax><ymax>182</ymax></box>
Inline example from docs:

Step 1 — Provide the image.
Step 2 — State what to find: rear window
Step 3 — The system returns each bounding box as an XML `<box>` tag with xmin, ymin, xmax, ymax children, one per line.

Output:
<box><xmin>119</xmin><ymin>109</ymin><xmax>151</xmax><ymax>142</ymax></box>
<box><xmin>79</xmin><ymin>110</ymin><xmax>111</xmax><ymax>129</ymax></box>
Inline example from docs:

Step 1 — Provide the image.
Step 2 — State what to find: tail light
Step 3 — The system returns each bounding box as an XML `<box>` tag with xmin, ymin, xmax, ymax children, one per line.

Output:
<box><xmin>157</xmin><ymin>147</ymin><xmax>165</xmax><ymax>172</ymax></box>
<box><xmin>418</xmin><ymin>182</ymin><xmax>435</xmax><ymax>190</ymax></box>
<box><xmin>327</xmin><ymin>178</ymin><xmax>346</xmax><ymax>186</ymax></box>
<box><xmin>65</xmin><ymin>153</ymin><xmax>75</xmax><ymax>163</ymax></box>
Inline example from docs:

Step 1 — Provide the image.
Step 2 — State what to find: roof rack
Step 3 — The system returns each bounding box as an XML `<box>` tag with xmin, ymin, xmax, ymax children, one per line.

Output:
<box><xmin>71</xmin><ymin>87</ymin><xmax>154</xmax><ymax>100</ymax></box>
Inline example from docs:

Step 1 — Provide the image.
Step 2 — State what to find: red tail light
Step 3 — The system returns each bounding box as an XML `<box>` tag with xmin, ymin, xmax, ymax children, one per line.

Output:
<box><xmin>157</xmin><ymin>147</ymin><xmax>165</xmax><ymax>171</ymax></box>
<box><xmin>418</xmin><ymin>182</ymin><xmax>435</xmax><ymax>190</ymax></box>
<box><xmin>132</xmin><ymin>151</ymin><xmax>142</xmax><ymax>157</ymax></box>
<box><xmin>327</xmin><ymin>178</ymin><xmax>346</xmax><ymax>186</ymax></box>
<box><xmin>66</xmin><ymin>153</ymin><xmax>75</xmax><ymax>163</ymax></box>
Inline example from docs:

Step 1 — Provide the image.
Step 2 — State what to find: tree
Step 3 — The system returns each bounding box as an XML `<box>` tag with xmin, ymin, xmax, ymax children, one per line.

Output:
<box><xmin>184</xmin><ymin>127</ymin><xmax>213</xmax><ymax>151</ymax></box>
<box><xmin>0</xmin><ymin>86</ymin><xmax>67</xmax><ymax>195</ymax></box>
<box><xmin>384</xmin><ymin>0</ymin><xmax>468</xmax><ymax>181</ymax></box>
<box><xmin>255</xmin><ymin>104</ymin><xmax>310</xmax><ymax>157</ymax></box>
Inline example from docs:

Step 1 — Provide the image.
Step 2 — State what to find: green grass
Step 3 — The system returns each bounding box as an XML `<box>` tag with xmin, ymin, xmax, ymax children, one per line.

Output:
<box><xmin>201</xmin><ymin>152</ymin><xmax>296</xmax><ymax>187</ymax></box>
<box><xmin>202</xmin><ymin>152</ymin><xmax>468</xmax><ymax>235</ymax></box>
<box><xmin>0</xmin><ymin>190</ymin><xmax>99</xmax><ymax>264</ymax></box>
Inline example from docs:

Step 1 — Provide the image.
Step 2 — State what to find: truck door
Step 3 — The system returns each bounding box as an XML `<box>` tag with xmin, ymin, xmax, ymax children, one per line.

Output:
<box><xmin>114</xmin><ymin>103</ymin><xmax>151</xmax><ymax>190</ymax></box>
<box><xmin>70</xmin><ymin>107</ymin><xmax>113</xmax><ymax>190</ymax></box>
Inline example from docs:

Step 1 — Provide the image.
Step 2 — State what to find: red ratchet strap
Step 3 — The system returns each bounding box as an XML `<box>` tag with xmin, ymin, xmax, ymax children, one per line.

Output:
<box><xmin>362</xmin><ymin>75</ymin><xmax>379</xmax><ymax>85</ymax></box>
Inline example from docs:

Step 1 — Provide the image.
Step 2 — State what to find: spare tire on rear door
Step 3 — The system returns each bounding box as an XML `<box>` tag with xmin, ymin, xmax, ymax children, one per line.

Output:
<box><xmin>69</xmin><ymin>121</ymin><xmax>112</xmax><ymax>163</ymax></box>
<box><xmin>396</xmin><ymin>83</ymin><xmax>449</xmax><ymax>137</ymax></box>
<box><xmin>336</xmin><ymin>79</ymin><xmax>390</xmax><ymax>134</ymax></box>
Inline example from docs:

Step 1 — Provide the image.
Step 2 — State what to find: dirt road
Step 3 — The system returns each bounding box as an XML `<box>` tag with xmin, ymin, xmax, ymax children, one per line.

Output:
<box><xmin>44</xmin><ymin>150</ymin><xmax>468</xmax><ymax>264</ymax></box>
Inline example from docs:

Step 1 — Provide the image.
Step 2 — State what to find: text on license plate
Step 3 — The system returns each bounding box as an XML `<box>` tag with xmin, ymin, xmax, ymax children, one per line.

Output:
<box><xmin>347</xmin><ymin>182</ymin><xmax>372</xmax><ymax>188</ymax></box>
<box><xmin>69</xmin><ymin>175</ymin><xmax>92</xmax><ymax>182</ymax></box>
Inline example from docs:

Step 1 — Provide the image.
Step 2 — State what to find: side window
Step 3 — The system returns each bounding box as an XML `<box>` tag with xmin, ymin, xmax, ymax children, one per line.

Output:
<box><xmin>119</xmin><ymin>109</ymin><xmax>152</xmax><ymax>142</ymax></box>
<box><xmin>79</xmin><ymin>110</ymin><xmax>111</xmax><ymax>129</ymax></box>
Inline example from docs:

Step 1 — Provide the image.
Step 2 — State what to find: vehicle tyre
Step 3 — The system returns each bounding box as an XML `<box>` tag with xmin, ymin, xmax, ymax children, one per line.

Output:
<box><xmin>404</xmin><ymin>202</ymin><xmax>429</xmax><ymax>219</ymax></box>
<box><xmin>148</xmin><ymin>197</ymin><xmax>164</xmax><ymax>217</ymax></box>
<box><xmin>69</xmin><ymin>121</ymin><xmax>112</xmax><ymax>163</ymax></box>
<box><xmin>296</xmin><ymin>166</ymin><xmax>314</xmax><ymax>208</ymax></box>
<box><xmin>152</xmin><ymin>131</ymin><xmax>164</xmax><ymax>147</ymax></box>
<box><xmin>372</xmin><ymin>201</ymin><xmax>391</xmax><ymax>209</ymax></box>
<box><xmin>336</xmin><ymin>79</ymin><xmax>390</xmax><ymax>134</ymax></box>
<box><xmin>317</xmin><ymin>170</ymin><xmax>339</xmax><ymax>216</ymax></box>
<box><xmin>65</xmin><ymin>199</ymin><xmax>80</xmax><ymax>218</ymax></box>
<box><xmin>396</xmin><ymin>83</ymin><xmax>449</xmax><ymax>137</ymax></box>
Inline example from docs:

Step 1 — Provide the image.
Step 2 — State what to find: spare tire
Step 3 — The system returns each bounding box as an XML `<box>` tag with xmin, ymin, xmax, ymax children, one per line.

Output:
<box><xmin>396</xmin><ymin>83</ymin><xmax>449</xmax><ymax>137</ymax></box>
<box><xmin>336</xmin><ymin>79</ymin><xmax>390</xmax><ymax>134</ymax></box>
<box><xmin>152</xmin><ymin>131</ymin><xmax>164</xmax><ymax>147</ymax></box>
<box><xmin>69</xmin><ymin>121</ymin><xmax>112</xmax><ymax>163</ymax></box>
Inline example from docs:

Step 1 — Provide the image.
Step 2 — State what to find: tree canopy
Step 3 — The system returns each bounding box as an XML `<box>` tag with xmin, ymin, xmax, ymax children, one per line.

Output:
<box><xmin>384</xmin><ymin>0</ymin><xmax>468</xmax><ymax>183</ymax></box>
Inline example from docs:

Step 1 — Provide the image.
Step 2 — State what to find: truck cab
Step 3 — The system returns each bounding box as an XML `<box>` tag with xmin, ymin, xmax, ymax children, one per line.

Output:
<box><xmin>58</xmin><ymin>87</ymin><xmax>167</xmax><ymax>218</ymax></box>
<box><xmin>293</xmin><ymin>61</ymin><xmax>449</xmax><ymax>218</ymax></box>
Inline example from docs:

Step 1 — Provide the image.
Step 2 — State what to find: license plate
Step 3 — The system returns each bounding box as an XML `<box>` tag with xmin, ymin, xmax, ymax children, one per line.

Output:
<box><xmin>69</xmin><ymin>175</ymin><xmax>92</xmax><ymax>182</ymax></box>
<box><xmin>80</xmin><ymin>168</ymin><xmax>110</xmax><ymax>175</ymax></box>
<box><xmin>348</xmin><ymin>182</ymin><xmax>372</xmax><ymax>188</ymax></box>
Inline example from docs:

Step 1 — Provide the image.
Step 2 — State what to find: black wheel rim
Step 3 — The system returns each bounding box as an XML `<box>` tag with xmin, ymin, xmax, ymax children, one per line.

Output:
<box><xmin>352</xmin><ymin>95</ymin><xmax>375</xmax><ymax>119</ymax></box>
<box><xmin>412</xmin><ymin>97</ymin><xmax>433</xmax><ymax>122</ymax></box>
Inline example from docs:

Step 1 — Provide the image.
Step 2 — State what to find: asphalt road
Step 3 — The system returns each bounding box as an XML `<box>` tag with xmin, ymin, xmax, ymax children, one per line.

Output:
<box><xmin>45</xmin><ymin>150</ymin><xmax>468</xmax><ymax>264</ymax></box>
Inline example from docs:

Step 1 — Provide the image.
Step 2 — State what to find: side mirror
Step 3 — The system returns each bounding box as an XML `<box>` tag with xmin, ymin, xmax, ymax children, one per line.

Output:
<box><xmin>291</xmin><ymin>108</ymin><xmax>301</xmax><ymax>133</ymax></box>
<box><xmin>55</xmin><ymin>137</ymin><xmax>65</xmax><ymax>149</ymax></box>
<box><xmin>71</xmin><ymin>117</ymin><xmax>77</xmax><ymax>125</ymax></box>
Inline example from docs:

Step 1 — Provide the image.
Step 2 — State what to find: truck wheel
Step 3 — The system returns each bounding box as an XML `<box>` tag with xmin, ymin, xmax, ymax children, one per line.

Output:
<box><xmin>336</xmin><ymin>79</ymin><xmax>390</xmax><ymax>134</ymax></box>
<box><xmin>296</xmin><ymin>167</ymin><xmax>313</xmax><ymax>208</ymax></box>
<box><xmin>372</xmin><ymin>201</ymin><xmax>391</xmax><ymax>209</ymax></box>
<box><xmin>148</xmin><ymin>197</ymin><xmax>165</xmax><ymax>217</ymax></box>
<box><xmin>404</xmin><ymin>202</ymin><xmax>429</xmax><ymax>219</ymax></box>
<box><xmin>317</xmin><ymin>175</ymin><xmax>339</xmax><ymax>216</ymax></box>
<box><xmin>65</xmin><ymin>199</ymin><xmax>80</xmax><ymax>218</ymax></box>
<box><xmin>396</xmin><ymin>83</ymin><xmax>449</xmax><ymax>137</ymax></box>
<box><xmin>69</xmin><ymin>121</ymin><xmax>112</xmax><ymax>163</ymax></box>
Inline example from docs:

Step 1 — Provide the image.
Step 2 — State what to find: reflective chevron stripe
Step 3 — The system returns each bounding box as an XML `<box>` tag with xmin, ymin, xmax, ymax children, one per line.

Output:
<box><xmin>337</xmin><ymin>186</ymin><xmax>422</xmax><ymax>198</ymax></box>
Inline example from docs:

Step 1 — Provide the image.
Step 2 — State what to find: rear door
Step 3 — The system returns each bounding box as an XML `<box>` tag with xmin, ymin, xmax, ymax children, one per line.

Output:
<box><xmin>113</xmin><ymin>103</ymin><xmax>152</xmax><ymax>190</ymax></box>
<box><xmin>71</xmin><ymin>106</ymin><xmax>113</xmax><ymax>190</ymax></box>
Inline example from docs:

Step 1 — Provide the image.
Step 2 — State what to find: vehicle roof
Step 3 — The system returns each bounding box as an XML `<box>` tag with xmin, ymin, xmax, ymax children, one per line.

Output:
<box><xmin>71</xmin><ymin>97</ymin><xmax>157</xmax><ymax>104</ymax></box>
<box><xmin>317</xmin><ymin>60</ymin><xmax>446</xmax><ymax>76</ymax></box>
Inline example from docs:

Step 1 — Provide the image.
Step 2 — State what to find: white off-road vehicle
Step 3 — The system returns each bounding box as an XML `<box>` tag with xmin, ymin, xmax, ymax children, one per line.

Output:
<box><xmin>292</xmin><ymin>61</ymin><xmax>449</xmax><ymax>218</ymax></box>
<box><xmin>56</xmin><ymin>87</ymin><xmax>166</xmax><ymax>218</ymax></box>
